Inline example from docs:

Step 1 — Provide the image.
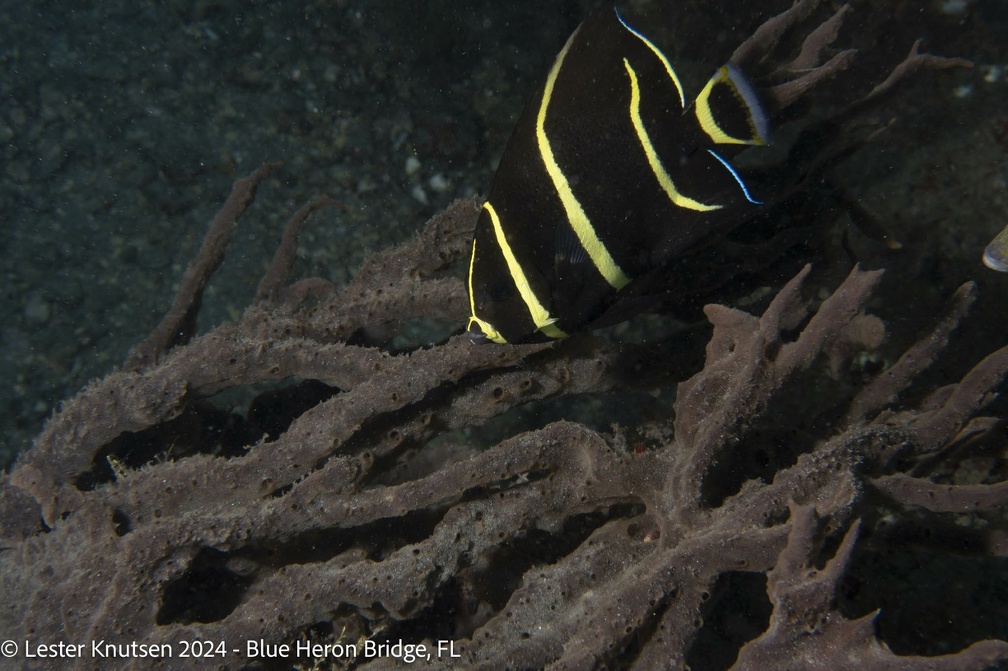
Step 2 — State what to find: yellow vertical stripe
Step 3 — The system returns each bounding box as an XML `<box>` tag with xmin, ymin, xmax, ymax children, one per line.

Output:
<box><xmin>481</xmin><ymin>202</ymin><xmax>567</xmax><ymax>340</ymax></box>
<box><xmin>536</xmin><ymin>31</ymin><xmax>631</xmax><ymax>291</ymax></box>
<box><xmin>624</xmin><ymin>59</ymin><xmax>721</xmax><ymax>213</ymax></box>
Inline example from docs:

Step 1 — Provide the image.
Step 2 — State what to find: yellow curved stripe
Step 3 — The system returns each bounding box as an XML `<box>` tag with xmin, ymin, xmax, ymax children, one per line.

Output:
<box><xmin>536</xmin><ymin>31</ymin><xmax>631</xmax><ymax>291</ymax></box>
<box><xmin>615</xmin><ymin>11</ymin><xmax>685</xmax><ymax>108</ymax></box>
<box><xmin>481</xmin><ymin>202</ymin><xmax>567</xmax><ymax>340</ymax></box>
<box><xmin>467</xmin><ymin>238</ymin><xmax>507</xmax><ymax>343</ymax></box>
<box><xmin>695</xmin><ymin>66</ymin><xmax>766</xmax><ymax>146</ymax></box>
<box><xmin>624</xmin><ymin>59</ymin><xmax>721</xmax><ymax>213</ymax></box>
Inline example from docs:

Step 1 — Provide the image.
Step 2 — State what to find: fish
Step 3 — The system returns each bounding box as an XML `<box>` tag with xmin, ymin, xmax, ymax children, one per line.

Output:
<box><xmin>983</xmin><ymin>224</ymin><xmax>1008</xmax><ymax>272</ymax></box>
<box><xmin>466</xmin><ymin>5</ymin><xmax>775</xmax><ymax>344</ymax></box>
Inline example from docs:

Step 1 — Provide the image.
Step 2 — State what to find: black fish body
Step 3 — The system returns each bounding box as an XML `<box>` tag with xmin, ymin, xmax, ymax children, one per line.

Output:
<box><xmin>467</xmin><ymin>5</ymin><xmax>770</xmax><ymax>344</ymax></box>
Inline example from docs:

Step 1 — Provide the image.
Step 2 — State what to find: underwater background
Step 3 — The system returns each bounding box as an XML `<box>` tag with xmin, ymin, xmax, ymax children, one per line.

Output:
<box><xmin>1</xmin><ymin>0</ymin><xmax>1006</xmax><ymax>467</ymax></box>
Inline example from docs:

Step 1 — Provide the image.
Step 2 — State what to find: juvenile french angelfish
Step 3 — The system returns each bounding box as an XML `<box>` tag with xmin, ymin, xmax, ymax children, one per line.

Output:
<box><xmin>466</xmin><ymin>5</ymin><xmax>769</xmax><ymax>344</ymax></box>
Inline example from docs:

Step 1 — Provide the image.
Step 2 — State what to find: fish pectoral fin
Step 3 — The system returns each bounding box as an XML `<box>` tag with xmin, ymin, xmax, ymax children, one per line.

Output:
<box><xmin>555</xmin><ymin>219</ymin><xmax>591</xmax><ymax>268</ymax></box>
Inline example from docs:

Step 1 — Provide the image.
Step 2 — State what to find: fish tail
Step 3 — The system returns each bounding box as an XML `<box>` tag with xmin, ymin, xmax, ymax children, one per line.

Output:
<box><xmin>694</xmin><ymin>64</ymin><xmax>770</xmax><ymax>147</ymax></box>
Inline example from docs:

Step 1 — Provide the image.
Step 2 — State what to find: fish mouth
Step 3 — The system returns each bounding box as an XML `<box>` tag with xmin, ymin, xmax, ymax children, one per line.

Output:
<box><xmin>467</xmin><ymin>323</ymin><xmax>491</xmax><ymax>344</ymax></box>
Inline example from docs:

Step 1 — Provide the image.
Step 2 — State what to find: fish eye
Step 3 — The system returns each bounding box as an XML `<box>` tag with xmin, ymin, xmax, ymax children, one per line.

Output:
<box><xmin>489</xmin><ymin>281</ymin><xmax>514</xmax><ymax>303</ymax></box>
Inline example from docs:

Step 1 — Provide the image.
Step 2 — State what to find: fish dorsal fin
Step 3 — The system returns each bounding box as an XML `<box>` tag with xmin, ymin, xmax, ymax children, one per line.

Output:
<box><xmin>694</xmin><ymin>64</ymin><xmax>770</xmax><ymax>146</ymax></box>
<box><xmin>614</xmin><ymin>8</ymin><xmax>686</xmax><ymax>109</ymax></box>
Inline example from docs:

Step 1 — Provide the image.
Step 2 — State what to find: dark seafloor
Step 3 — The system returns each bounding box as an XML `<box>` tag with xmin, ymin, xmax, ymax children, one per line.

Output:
<box><xmin>2</xmin><ymin>0</ymin><xmax>1007</xmax><ymax>466</ymax></box>
<box><xmin>1</xmin><ymin>0</ymin><xmax>597</xmax><ymax>464</ymax></box>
